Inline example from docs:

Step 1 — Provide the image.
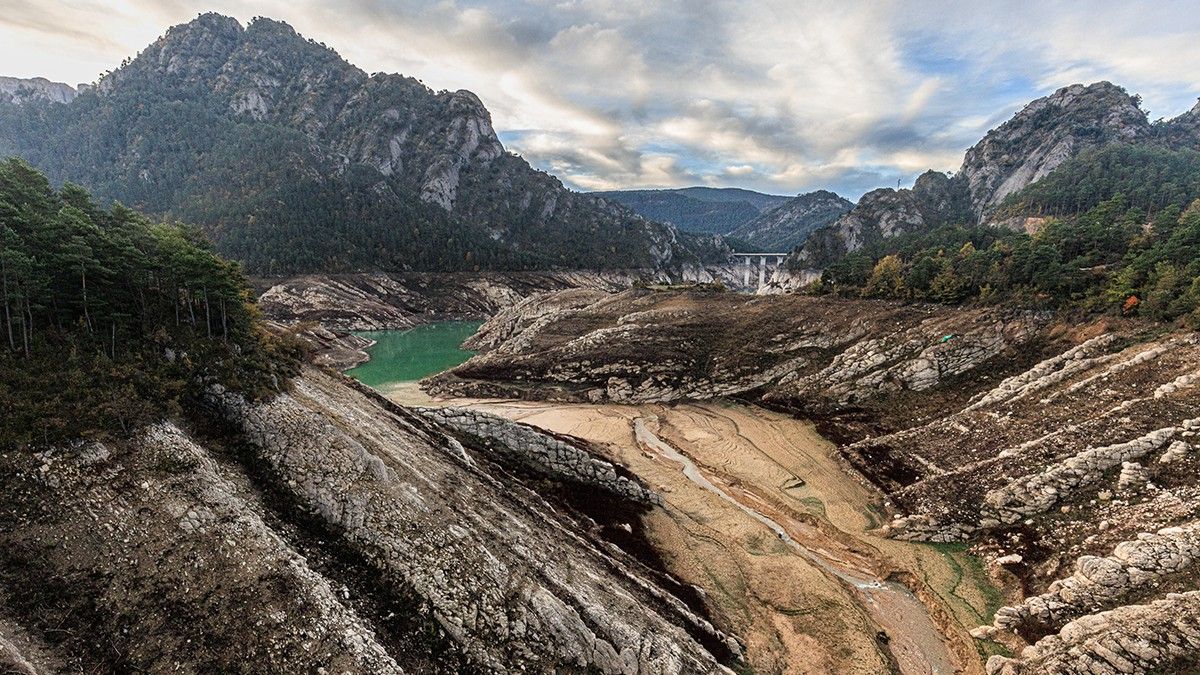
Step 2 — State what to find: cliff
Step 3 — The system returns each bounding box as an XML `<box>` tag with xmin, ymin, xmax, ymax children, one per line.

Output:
<box><xmin>0</xmin><ymin>14</ymin><xmax>712</xmax><ymax>274</ymax></box>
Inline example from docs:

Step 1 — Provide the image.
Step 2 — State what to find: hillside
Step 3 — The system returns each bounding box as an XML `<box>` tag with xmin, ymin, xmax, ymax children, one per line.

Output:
<box><xmin>0</xmin><ymin>14</ymin><xmax>717</xmax><ymax>275</ymax></box>
<box><xmin>726</xmin><ymin>189</ymin><xmax>853</xmax><ymax>251</ymax></box>
<box><xmin>594</xmin><ymin>186</ymin><xmax>789</xmax><ymax>235</ymax></box>
<box><xmin>781</xmin><ymin>82</ymin><xmax>1200</xmax><ymax>280</ymax></box>
<box><xmin>424</xmin><ymin>286</ymin><xmax>1200</xmax><ymax>674</ymax></box>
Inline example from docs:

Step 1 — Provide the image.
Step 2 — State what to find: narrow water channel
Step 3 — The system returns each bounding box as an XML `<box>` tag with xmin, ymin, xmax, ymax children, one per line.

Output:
<box><xmin>634</xmin><ymin>416</ymin><xmax>957</xmax><ymax>675</ymax></box>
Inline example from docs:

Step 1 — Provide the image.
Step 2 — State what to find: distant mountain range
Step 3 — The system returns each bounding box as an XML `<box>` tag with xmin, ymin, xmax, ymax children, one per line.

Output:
<box><xmin>592</xmin><ymin>187</ymin><xmax>790</xmax><ymax>235</ymax></box>
<box><xmin>595</xmin><ymin>186</ymin><xmax>852</xmax><ymax>251</ymax></box>
<box><xmin>0</xmin><ymin>14</ymin><xmax>726</xmax><ymax>275</ymax></box>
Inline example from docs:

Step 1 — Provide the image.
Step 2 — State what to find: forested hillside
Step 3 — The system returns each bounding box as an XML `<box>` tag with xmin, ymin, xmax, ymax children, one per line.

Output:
<box><xmin>815</xmin><ymin>188</ymin><xmax>1200</xmax><ymax>325</ymax></box>
<box><xmin>0</xmin><ymin>14</ymin><xmax>713</xmax><ymax>275</ymax></box>
<box><xmin>593</xmin><ymin>187</ymin><xmax>789</xmax><ymax>235</ymax></box>
<box><xmin>0</xmin><ymin>159</ymin><xmax>299</xmax><ymax>446</ymax></box>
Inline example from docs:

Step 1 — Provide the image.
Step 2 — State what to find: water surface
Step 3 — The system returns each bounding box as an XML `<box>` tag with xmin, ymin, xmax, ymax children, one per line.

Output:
<box><xmin>346</xmin><ymin>321</ymin><xmax>483</xmax><ymax>387</ymax></box>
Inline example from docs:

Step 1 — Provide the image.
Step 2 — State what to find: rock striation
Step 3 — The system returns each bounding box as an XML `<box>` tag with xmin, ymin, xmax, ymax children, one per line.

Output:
<box><xmin>425</xmin><ymin>287</ymin><xmax>1200</xmax><ymax>671</ymax></box>
<box><xmin>206</xmin><ymin>368</ymin><xmax>729</xmax><ymax>673</ymax></box>
<box><xmin>416</xmin><ymin>406</ymin><xmax>659</xmax><ymax>505</ymax></box>
<box><xmin>986</xmin><ymin>591</ymin><xmax>1200</xmax><ymax>674</ymax></box>
<box><xmin>0</xmin><ymin>362</ymin><xmax>731</xmax><ymax>673</ymax></box>
<box><xmin>989</xmin><ymin>522</ymin><xmax>1200</xmax><ymax>638</ymax></box>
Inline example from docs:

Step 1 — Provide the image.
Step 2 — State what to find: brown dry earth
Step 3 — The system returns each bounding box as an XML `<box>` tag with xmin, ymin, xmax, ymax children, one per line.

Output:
<box><xmin>405</xmin><ymin>394</ymin><xmax>995</xmax><ymax>675</ymax></box>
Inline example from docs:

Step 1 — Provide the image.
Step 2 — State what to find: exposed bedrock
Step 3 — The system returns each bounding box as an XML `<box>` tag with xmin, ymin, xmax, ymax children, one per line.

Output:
<box><xmin>986</xmin><ymin>521</ymin><xmax>1200</xmax><ymax>639</ymax></box>
<box><xmin>206</xmin><ymin>367</ymin><xmax>731</xmax><ymax>673</ymax></box>
<box><xmin>0</xmin><ymin>363</ymin><xmax>731</xmax><ymax>673</ymax></box>
<box><xmin>985</xmin><ymin>591</ymin><xmax>1200</xmax><ymax>675</ymax></box>
<box><xmin>0</xmin><ymin>422</ymin><xmax>401</xmax><ymax>673</ymax></box>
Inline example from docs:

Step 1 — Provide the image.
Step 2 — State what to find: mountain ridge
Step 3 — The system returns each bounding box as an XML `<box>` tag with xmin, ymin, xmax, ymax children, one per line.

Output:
<box><xmin>0</xmin><ymin>13</ymin><xmax>721</xmax><ymax>275</ymax></box>
<box><xmin>782</xmin><ymin>81</ymin><xmax>1200</xmax><ymax>276</ymax></box>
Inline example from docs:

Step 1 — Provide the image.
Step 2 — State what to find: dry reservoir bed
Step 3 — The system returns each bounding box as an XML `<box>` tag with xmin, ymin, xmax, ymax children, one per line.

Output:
<box><xmin>400</xmin><ymin>394</ymin><xmax>1001</xmax><ymax>674</ymax></box>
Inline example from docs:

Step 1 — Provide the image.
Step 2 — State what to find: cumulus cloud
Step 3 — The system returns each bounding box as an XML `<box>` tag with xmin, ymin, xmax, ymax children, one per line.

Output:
<box><xmin>2</xmin><ymin>1</ymin><xmax>1199</xmax><ymax>198</ymax></box>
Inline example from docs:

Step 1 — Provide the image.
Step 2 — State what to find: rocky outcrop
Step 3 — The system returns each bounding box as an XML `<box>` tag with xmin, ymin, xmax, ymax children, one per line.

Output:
<box><xmin>2</xmin><ymin>13</ymin><xmax>717</xmax><ymax>274</ymax></box>
<box><xmin>960</xmin><ymin>82</ymin><xmax>1149</xmax><ymax>218</ymax></box>
<box><xmin>0</xmin><ymin>77</ymin><xmax>77</xmax><ymax>105</ymax></box>
<box><xmin>427</xmin><ymin>287</ymin><xmax>1050</xmax><ymax>409</ymax></box>
<box><xmin>775</xmin><ymin>82</ymin><xmax>1165</xmax><ymax>280</ymax></box>
<box><xmin>988</xmin><ymin>522</ymin><xmax>1200</xmax><ymax>638</ymax></box>
<box><xmin>427</xmin><ymin>289</ymin><xmax>1200</xmax><ymax>656</ymax></box>
<box><xmin>206</xmin><ymin>368</ymin><xmax>729</xmax><ymax>672</ymax></box>
<box><xmin>725</xmin><ymin>190</ymin><xmax>853</xmax><ymax>252</ymax></box>
<box><xmin>1</xmin><ymin>356</ymin><xmax>732</xmax><ymax>672</ymax></box>
<box><xmin>416</xmin><ymin>406</ymin><xmax>659</xmax><ymax>505</ymax></box>
<box><xmin>0</xmin><ymin>422</ymin><xmax>403</xmax><ymax>673</ymax></box>
<box><xmin>778</xmin><ymin>171</ymin><xmax>970</xmax><ymax>285</ymax></box>
<box><xmin>986</xmin><ymin>591</ymin><xmax>1200</xmax><ymax>674</ymax></box>
<box><xmin>257</xmin><ymin>271</ymin><xmax>633</xmax><ymax>331</ymax></box>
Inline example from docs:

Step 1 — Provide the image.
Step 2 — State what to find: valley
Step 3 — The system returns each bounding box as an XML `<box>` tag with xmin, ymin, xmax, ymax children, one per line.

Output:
<box><xmin>4</xmin><ymin>6</ymin><xmax>1200</xmax><ymax>675</ymax></box>
<box><xmin>346</xmin><ymin>311</ymin><xmax>991</xmax><ymax>673</ymax></box>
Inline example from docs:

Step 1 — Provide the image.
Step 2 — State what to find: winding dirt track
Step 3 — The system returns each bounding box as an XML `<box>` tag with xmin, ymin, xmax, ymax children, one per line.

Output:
<box><xmin>401</xmin><ymin>391</ymin><xmax>987</xmax><ymax>674</ymax></box>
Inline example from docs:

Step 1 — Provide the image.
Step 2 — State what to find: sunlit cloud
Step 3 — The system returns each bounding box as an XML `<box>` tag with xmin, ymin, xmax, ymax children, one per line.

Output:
<box><xmin>2</xmin><ymin>1</ymin><xmax>1199</xmax><ymax>198</ymax></box>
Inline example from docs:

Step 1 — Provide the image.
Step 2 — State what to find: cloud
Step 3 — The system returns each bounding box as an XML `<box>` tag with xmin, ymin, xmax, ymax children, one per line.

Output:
<box><xmin>4</xmin><ymin>1</ymin><xmax>1200</xmax><ymax>198</ymax></box>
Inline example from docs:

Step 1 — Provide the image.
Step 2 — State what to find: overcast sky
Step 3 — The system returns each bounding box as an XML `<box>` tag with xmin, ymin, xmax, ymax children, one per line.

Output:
<box><xmin>4</xmin><ymin>1</ymin><xmax>1200</xmax><ymax>198</ymax></box>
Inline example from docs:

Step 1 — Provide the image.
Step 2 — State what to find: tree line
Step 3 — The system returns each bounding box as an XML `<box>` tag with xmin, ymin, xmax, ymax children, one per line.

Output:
<box><xmin>0</xmin><ymin>158</ymin><xmax>299</xmax><ymax>447</ymax></box>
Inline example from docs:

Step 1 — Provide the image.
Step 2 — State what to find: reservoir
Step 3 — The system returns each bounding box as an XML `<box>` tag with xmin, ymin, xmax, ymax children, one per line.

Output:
<box><xmin>345</xmin><ymin>321</ymin><xmax>483</xmax><ymax>387</ymax></box>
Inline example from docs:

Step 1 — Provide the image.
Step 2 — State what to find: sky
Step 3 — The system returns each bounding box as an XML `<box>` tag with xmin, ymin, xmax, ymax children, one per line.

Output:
<box><xmin>4</xmin><ymin>1</ymin><xmax>1200</xmax><ymax>199</ymax></box>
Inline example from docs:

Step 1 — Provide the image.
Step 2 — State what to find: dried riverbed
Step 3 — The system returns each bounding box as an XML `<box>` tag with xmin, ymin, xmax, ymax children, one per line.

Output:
<box><xmin>399</xmin><ymin>395</ymin><xmax>992</xmax><ymax>674</ymax></box>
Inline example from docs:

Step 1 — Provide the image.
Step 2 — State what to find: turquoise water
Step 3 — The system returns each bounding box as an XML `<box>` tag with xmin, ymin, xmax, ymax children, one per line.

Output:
<box><xmin>345</xmin><ymin>321</ymin><xmax>483</xmax><ymax>387</ymax></box>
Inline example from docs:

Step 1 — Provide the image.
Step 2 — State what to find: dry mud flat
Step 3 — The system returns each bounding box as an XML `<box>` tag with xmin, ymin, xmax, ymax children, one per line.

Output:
<box><xmin>423</xmin><ymin>396</ymin><xmax>995</xmax><ymax>674</ymax></box>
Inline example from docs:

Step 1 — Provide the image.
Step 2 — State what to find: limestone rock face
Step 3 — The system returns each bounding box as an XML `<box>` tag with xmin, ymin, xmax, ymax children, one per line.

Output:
<box><xmin>987</xmin><ymin>591</ymin><xmax>1200</xmax><ymax>675</ymax></box>
<box><xmin>206</xmin><ymin>369</ymin><xmax>727</xmax><ymax>673</ymax></box>
<box><xmin>2</xmin><ymin>13</ymin><xmax>714</xmax><ymax>274</ymax></box>
<box><xmin>989</xmin><ymin>522</ymin><xmax>1200</xmax><ymax>639</ymax></box>
<box><xmin>0</xmin><ymin>360</ymin><xmax>729</xmax><ymax>672</ymax></box>
<box><xmin>777</xmin><ymin>82</ymin><xmax>1161</xmax><ymax>278</ymax></box>
<box><xmin>427</xmin><ymin>287</ymin><xmax>1047</xmax><ymax>407</ymax></box>
<box><xmin>0</xmin><ymin>77</ymin><xmax>77</xmax><ymax>105</ymax></box>
<box><xmin>781</xmin><ymin>170</ymin><xmax>971</xmax><ymax>280</ymax></box>
<box><xmin>959</xmin><ymin>82</ymin><xmax>1149</xmax><ymax>219</ymax></box>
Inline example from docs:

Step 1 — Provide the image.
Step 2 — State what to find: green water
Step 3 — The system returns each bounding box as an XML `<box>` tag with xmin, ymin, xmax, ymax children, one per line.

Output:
<box><xmin>346</xmin><ymin>321</ymin><xmax>483</xmax><ymax>387</ymax></box>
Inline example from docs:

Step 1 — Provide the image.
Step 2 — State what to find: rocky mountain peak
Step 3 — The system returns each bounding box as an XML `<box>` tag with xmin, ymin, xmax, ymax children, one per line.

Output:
<box><xmin>959</xmin><ymin>81</ymin><xmax>1150</xmax><ymax>218</ymax></box>
<box><xmin>1</xmin><ymin>13</ymin><xmax>707</xmax><ymax>274</ymax></box>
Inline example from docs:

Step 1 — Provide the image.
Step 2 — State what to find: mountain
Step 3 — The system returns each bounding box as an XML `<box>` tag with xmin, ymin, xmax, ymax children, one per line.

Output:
<box><xmin>0</xmin><ymin>77</ymin><xmax>80</xmax><ymax>105</ymax></box>
<box><xmin>958</xmin><ymin>81</ymin><xmax>1150</xmax><ymax>217</ymax></box>
<box><xmin>783</xmin><ymin>82</ymin><xmax>1200</xmax><ymax>275</ymax></box>
<box><xmin>794</xmin><ymin>171</ymin><xmax>970</xmax><ymax>267</ymax></box>
<box><xmin>725</xmin><ymin>189</ymin><xmax>853</xmax><ymax>251</ymax></box>
<box><xmin>593</xmin><ymin>186</ymin><xmax>790</xmax><ymax>235</ymax></box>
<box><xmin>0</xmin><ymin>14</ymin><xmax>716</xmax><ymax>275</ymax></box>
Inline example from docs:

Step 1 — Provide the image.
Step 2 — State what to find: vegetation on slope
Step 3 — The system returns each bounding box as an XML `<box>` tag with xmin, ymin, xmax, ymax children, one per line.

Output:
<box><xmin>817</xmin><ymin>193</ymin><xmax>1200</xmax><ymax>325</ymax></box>
<box><xmin>0</xmin><ymin>14</ymin><xmax>709</xmax><ymax>275</ymax></box>
<box><xmin>0</xmin><ymin>159</ymin><xmax>300</xmax><ymax>447</ymax></box>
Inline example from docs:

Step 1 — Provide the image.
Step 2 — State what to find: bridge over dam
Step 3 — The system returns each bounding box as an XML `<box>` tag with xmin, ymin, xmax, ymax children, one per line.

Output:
<box><xmin>732</xmin><ymin>252</ymin><xmax>788</xmax><ymax>290</ymax></box>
